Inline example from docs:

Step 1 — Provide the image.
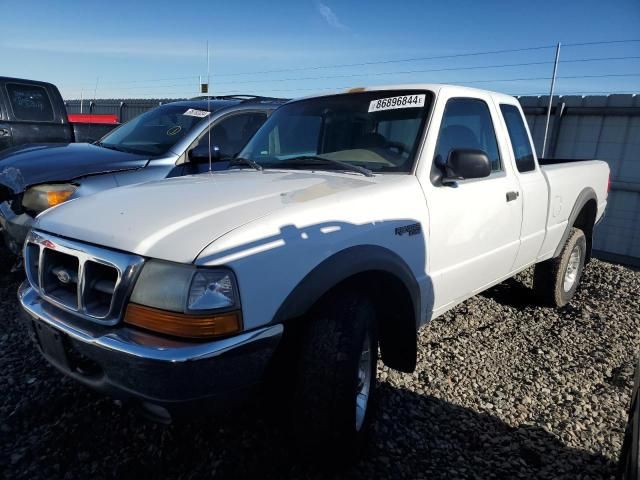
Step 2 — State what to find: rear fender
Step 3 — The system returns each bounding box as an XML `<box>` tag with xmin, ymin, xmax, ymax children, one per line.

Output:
<box><xmin>553</xmin><ymin>187</ymin><xmax>597</xmax><ymax>259</ymax></box>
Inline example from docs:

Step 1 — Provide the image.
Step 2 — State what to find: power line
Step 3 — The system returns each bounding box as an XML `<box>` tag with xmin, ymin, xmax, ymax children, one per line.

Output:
<box><xmin>64</xmin><ymin>75</ymin><xmax>201</xmax><ymax>89</ymax></box>
<box><xmin>63</xmin><ymin>44</ymin><xmax>557</xmax><ymax>89</ymax></box>
<box><xmin>515</xmin><ymin>90</ymin><xmax>638</xmax><ymax>96</ymax></box>
<box><xmin>210</xmin><ymin>39</ymin><xmax>640</xmax><ymax>77</ymax></box>
<box><xmin>62</xmin><ymin>55</ymin><xmax>640</xmax><ymax>95</ymax></box>
<box><xmin>62</xmin><ymin>70</ymin><xmax>640</xmax><ymax>99</ymax></box>
<box><xmin>202</xmin><ymin>73</ymin><xmax>640</xmax><ymax>96</ymax></box>
<box><xmin>210</xmin><ymin>45</ymin><xmax>558</xmax><ymax>77</ymax></box>
<box><xmin>61</xmin><ymin>39</ymin><xmax>640</xmax><ymax>90</ymax></box>
<box><xmin>563</xmin><ymin>39</ymin><xmax>640</xmax><ymax>48</ymax></box>
<box><xmin>461</xmin><ymin>72</ymin><xmax>640</xmax><ymax>85</ymax></box>
<box><xmin>201</xmin><ymin>55</ymin><xmax>640</xmax><ymax>87</ymax></box>
<box><xmin>68</xmin><ymin>62</ymin><xmax>558</xmax><ymax>93</ymax></box>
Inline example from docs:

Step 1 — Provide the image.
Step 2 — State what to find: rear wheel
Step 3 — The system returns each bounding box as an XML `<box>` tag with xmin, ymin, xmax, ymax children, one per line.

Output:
<box><xmin>534</xmin><ymin>227</ymin><xmax>587</xmax><ymax>307</ymax></box>
<box><xmin>292</xmin><ymin>289</ymin><xmax>377</xmax><ymax>464</ymax></box>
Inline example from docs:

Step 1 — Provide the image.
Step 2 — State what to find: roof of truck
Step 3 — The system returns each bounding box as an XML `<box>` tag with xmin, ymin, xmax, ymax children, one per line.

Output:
<box><xmin>0</xmin><ymin>76</ymin><xmax>57</xmax><ymax>88</ymax></box>
<box><xmin>292</xmin><ymin>83</ymin><xmax>517</xmax><ymax>103</ymax></box>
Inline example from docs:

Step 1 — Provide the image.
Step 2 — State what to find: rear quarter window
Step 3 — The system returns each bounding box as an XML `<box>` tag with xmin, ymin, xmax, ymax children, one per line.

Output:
<box><xmin>500</xmin><ymin>104</ymin><xmax>536</xmax><ymax>173</ymax></box>
<box><xmin>5</xmin><ymin>83</ymin><xmax>55</xmax><ymax>122</ymax></box>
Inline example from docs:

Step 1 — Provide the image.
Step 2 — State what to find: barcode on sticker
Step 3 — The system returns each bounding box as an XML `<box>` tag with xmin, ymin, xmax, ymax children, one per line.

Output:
<box><xmin>368</xmin><ymin>94</ymin><xmax>426</xmax><ymax>112</ymax></box>
<box><xmin>183</xmin><ymin>108</ymin><xmax>211</xmax><ymax>118</ymax></box>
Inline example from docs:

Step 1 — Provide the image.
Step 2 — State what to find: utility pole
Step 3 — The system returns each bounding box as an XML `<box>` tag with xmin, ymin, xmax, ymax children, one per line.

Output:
<box><xmin>542</xmin><ymin>42</ymin><xmax>561</xmax><ymax>158</ymax></box>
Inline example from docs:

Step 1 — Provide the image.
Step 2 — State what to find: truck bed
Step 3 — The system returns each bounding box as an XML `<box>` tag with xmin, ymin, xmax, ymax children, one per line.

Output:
<box><xmin>537</xmin><ymin>159</ymin><xmax>610</xmax><ymax>260</ymax></box>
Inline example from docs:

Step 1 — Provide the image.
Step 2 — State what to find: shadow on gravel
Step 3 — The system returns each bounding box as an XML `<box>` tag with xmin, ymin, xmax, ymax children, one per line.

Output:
<box><xmin>1</xmin><ymin>373</ymin><xmax>616</xmax><ymax>480</ymax></box>
<box><xmin>367</xmin><ymin>384</ymin><xmax>616</xmax><ymax>479</ymax></box>
<box><xmin>480</xmin><ymin>277</ymin><xmax>539</xmax><ymax>309</ymax></box>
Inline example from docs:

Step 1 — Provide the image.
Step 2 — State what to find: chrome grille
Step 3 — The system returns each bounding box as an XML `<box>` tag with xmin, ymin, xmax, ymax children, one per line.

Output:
<box><xmin>24</xmin><ymin>230</ymin><xmax>145</xmax><ymax>325</ymax></box>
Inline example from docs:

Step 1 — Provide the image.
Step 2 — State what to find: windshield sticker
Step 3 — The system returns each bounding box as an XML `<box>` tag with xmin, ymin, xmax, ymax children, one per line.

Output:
<box><xmin>167</xmin><ymin>125</ymin><xmax>182</xmax><ymax>136</ymax></box>
<box><xmin>183</xmin><ymin>108</ymin><xmax>211</xmax><ymax>118</ymax></box>
<box><xmin>368</xmin><ymin>94</ymin><xmax>426</xmax><ymax>112</ymax></box>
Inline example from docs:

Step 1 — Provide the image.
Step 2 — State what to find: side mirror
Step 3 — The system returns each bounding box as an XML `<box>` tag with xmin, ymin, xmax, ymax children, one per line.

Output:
<box><xmin>189</xmin><ymin>144</ymin><xmax>226</xmax><ymax>163</ymax></box>
<box><xmin>442</xmin><ymin>149</ymin><xmax>491</xmax><ymax>181</ymax></box>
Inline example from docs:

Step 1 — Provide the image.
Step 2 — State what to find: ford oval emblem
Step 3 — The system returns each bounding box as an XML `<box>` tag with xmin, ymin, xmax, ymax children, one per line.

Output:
<box><xmin>56</xmin><ymin>269</ymin><xmax>71</xmax><ymax>284</ymax></box>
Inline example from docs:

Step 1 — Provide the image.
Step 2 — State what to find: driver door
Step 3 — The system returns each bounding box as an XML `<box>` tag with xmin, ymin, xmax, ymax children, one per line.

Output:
<box><xmin>426</xmin><ymin>95</ymin><xmax>523</xmax><ymax>313</ymax></box>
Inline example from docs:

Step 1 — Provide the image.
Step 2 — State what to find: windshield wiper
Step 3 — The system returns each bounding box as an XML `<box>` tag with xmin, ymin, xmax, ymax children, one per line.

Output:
<box><xmin>274</xmin><ymin>156</ymin><xmax>374</xmax><ymax>177</ymax></box>
<box><xmin>95</xmin><ymin>142</ymin><xmax>130</xmax><ymax>153</ymax></box>
<box><xmin>229</xmin><ymin>157</ymin><xmax>263</xmax><ymax>171</ymax></box>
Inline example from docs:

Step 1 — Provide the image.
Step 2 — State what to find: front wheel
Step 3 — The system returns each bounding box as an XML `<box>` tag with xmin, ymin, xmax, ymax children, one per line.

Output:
<box><xmin>292</xmin><ymin>290</ymin><xmax>378</xmax><ymax>464</ymax></box>
<box><xmin>534</xmin><ymin>227</ymin><xmax>587</xmax><ymax>307</ymax></box>
<box><xmin>0</xmin><ymin>246</ymin><xmax>18</xmax><ymax>274</ymax></box>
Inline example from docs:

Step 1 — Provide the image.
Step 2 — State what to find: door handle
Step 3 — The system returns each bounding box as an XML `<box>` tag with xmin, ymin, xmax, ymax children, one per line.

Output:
<box><xmin>0</xmin><ymin>128</ymin><xmax>9</xmax><ymax>137</ymax></box>
<box><xmin>506</xmin><ymin>191</ymin><xmax>520</xmax><ymax>202</ymax></box>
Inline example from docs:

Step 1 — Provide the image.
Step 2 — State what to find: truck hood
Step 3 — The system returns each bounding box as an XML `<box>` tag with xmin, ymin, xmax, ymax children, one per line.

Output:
<box><xmin>34</xmin><ymin>170</ymin><xmax>377</xmax><ymax>264</ymax></box>
<box><xmin>0</xmin><ymin>143</ymin><xmax>149</xmax><ymax>192</ymax></box>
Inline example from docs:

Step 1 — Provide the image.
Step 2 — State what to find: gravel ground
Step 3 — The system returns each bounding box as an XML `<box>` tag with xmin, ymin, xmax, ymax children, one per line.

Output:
<box><xmin>1</xmin><ymin>259</ymin><xmax>639</xmax><ymax>479</ymax></box>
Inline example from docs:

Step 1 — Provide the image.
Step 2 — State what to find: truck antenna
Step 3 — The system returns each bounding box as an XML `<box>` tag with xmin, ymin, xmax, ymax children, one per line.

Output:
<box><xmin>89</xmin><ymin>76</ymin><xmax>99</xmax><ymax>141</ymax></box>
<box><xmin>207</xmin><ymin>41</ymin><xmax>212</xmax><ymax>173</ymax></box>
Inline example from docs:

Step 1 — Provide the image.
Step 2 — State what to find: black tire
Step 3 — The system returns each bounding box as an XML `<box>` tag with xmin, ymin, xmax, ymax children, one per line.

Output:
<box><xmin>533</xmin><ymin>227</ymin><xmax>587</xmax><ymax>307</ymax></box>
<box><xmin>292</xmin><ymin>289</ymin><xmax>377</xmax><ymax>464</ymax></box>
<box><xmin>0</xmin><ymin>246</ymin><xmax>17</xmax><ymax>274</ymax></box>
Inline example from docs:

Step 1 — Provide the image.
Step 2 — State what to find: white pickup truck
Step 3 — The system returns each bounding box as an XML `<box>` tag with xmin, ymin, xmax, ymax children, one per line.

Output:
<box><xmin>19</xmin><ymin>84</ymin><xmax>609</xmax><ymax>462</ymax></box>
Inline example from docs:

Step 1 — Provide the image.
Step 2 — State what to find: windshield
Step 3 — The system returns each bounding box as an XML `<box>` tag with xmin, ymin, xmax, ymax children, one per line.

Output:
<box><xmin>239</xmin><ymin>90</ymin><xmax>432</xmax><ymax>173</ymax></box>
<box><xmin>99</xmin><ymin>104</ymin><xmax>211</xmax><ymax>156</ymax></box>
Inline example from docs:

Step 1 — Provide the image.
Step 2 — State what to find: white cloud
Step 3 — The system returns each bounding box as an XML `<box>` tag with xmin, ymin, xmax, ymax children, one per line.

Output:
<box><xmin>315</xmin><ymin>1</ymin><xmax>348</xmax><ymax>31</ymax></box>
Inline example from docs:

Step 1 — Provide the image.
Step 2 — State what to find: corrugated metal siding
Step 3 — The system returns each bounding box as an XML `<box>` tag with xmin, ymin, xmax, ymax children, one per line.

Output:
<box><xmin>520</xmin><ymin>94</ymin><xmax>640</xmax><ymax>264</ymax></box>
<box><xmin>64</xmin><ymin>99</ymin><xmax>185</xmax><ymax>123</ymax></box>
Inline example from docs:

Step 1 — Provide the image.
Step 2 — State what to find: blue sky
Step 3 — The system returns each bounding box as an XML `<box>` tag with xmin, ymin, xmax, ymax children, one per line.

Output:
<box><xmin>2</xmin><ymin>0</ymin><xmax>639</xmax><ymax>99</ymax></box>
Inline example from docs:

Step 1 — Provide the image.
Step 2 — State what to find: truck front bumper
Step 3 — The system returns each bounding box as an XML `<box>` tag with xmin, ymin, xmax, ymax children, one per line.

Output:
<box><xmin>18</xmin><ymin>282</ymin><xmax>283</xmax><ymax>411</ymax></box>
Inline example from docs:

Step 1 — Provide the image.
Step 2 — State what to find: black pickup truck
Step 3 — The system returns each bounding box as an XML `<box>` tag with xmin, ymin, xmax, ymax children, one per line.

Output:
<box><xmin>0</xmin><ymin>76</ymin><xmax>117</xmax><ymax>151</ymax></box>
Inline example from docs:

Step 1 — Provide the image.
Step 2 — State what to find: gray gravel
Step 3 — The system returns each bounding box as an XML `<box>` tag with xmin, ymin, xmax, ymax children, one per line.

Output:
<box><xmin>1</xmin><ymin>259</ymin><xmax>639</xmax><ymax>479</ymax></box>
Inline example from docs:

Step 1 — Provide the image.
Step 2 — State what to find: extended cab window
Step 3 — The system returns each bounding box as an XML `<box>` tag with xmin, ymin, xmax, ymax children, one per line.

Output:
<box><xmin>240</xmin><ymin>90</ymin><xmax>432</xmax><ymax>173</ymax></box>
<box><xmin>6</xmin><ymin>83</ymin><xmax>54</xmax><ymax>122</ymax></box>
<box><xmin>500</xmin><ymin>104</ymin><xmax>536</xmax><ymax>173</ymax></box>
<box><xmin>434</xmin><ymin>98</ymin><xmax>501</xmax><ymax>172</ymax></box>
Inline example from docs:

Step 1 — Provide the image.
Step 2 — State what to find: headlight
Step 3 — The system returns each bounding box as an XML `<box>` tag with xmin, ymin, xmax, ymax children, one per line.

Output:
<box><xmin>125</xmin><ymin>260</ymin><xmax>241</xmax><ymax>339</ymax></box>
<box><xmin>188</xmin><ymin>270</ymin><xmax>237</xmax><ymax>310</ymax></box>
<box><xmin>22</xmin><ymin>184</ymin><xmax>78</xmax><ymax>213</ymax></box>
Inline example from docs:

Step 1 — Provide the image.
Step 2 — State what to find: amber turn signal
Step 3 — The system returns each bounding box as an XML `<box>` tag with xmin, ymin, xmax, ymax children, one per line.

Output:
<box><xmin>124</xmin><ymin>303</ymin><xmax>242</xmax><ymax>339</ymax></box>
<box><xmin>47</xmin><ymin>190</ymin><xmax>75</xmax><ymax>207</ymax></box>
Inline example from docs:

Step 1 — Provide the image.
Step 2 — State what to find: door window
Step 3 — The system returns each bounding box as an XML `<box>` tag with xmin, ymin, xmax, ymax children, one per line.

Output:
<box><xmin>500</xmin><ymin>104</ymin><xmax>536</xmax><ymax>172</ymax></box>
<box><xmin>434</xmin><ymin>98</ymin><xmax>501</xmax><ymax>172</ymax></box>
<box><xmin>205</xmin><ymin>112</ymin><xmax>268</xmax><ymax>157</ymax></box>
<box><xmin>5</xmin><ymin>83</ymin><xmax>55</xmax><ymax>122</ymax></box>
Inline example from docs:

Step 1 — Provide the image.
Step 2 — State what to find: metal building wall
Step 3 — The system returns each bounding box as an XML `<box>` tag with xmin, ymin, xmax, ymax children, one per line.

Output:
<box><xmin>64</xmin><ymin>99</ymin><xmax>184</xmax><ymax>123</ymax></box>
<box><xmin>519</xmin><ymin>94</ymin><xmax>640</xmax><ymax>265</ymax></box>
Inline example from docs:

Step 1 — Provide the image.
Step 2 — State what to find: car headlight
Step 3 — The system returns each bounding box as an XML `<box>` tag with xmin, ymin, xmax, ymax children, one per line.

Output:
<box><xmin>22</xmin><ymin>184</ymin><xmax>78</xmax><ymax>213</ymax></box>
<box><xmin>124</xmin><ymin>260</ymin><xmax>242</xmax><ymax>339</ymax></box>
